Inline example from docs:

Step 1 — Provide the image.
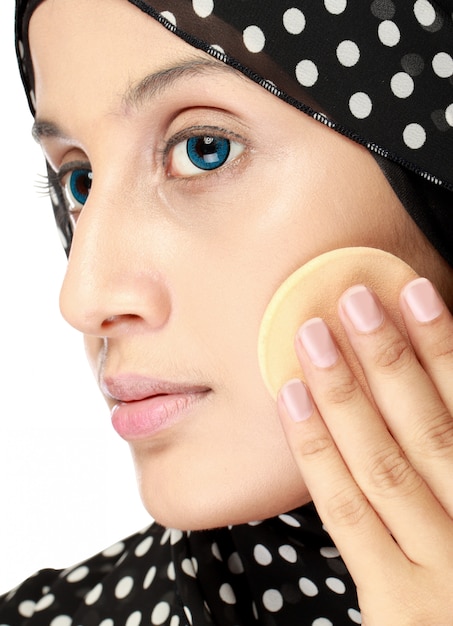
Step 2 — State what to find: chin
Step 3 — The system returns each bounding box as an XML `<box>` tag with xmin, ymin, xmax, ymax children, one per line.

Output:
<box><xmin>136</xmin><ymin>465</ymin><xmax>312</xmax><ymax>531</ymax></box>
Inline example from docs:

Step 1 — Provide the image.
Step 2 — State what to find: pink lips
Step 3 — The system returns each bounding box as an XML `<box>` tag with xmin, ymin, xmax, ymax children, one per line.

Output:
<box><xmin>102</xmin><ymin>375</ymin><xmax>210</xmax><ymax>441</ymax></box>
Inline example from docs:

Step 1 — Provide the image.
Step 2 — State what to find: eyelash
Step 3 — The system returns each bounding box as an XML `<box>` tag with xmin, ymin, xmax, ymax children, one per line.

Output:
<box><xmin>39</xmin><ymin>125</ymin><xmax>247</xmax><ymax>213</ymax></box>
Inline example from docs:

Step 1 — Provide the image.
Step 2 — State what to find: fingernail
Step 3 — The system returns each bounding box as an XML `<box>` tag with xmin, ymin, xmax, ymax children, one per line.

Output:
<box><xmin>280</xmin><ymin>379</ymin><xmax>314</xmax><ymax>422</ymax></box>
<box><xmin>402</xmin><ymin>278</ymin><xmax>444</xmax><ymax>323</ymax></box>
<box><xmin>297</xmin><ymin>318</ymin><xmax>338</xmax><ymax>368</ymax></box>
<box><xmin>341</xmin><ymin>285</ymin><xmax>384</xmax><ymax>332</ymax></box>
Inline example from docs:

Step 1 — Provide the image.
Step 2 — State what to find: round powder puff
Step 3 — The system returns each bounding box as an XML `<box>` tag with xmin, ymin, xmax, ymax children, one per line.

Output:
<box><xmin>258</xmin><ymin>247</ymin><xmax>418</xmax><ymax>399</ymax></box>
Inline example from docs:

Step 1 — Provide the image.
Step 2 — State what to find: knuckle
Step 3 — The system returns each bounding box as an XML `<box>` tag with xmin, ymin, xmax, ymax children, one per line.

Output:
<box><xmin>294</xmin><ymin>433</ymin><xmax>332</xmax><ymax>459</ymax></box>
<box><xmin>413</xmin><ymin>414</ymin><xmax>453</xmax><ymax>456</ymax></box>
<box><xmin>326</xmin><ymin>487</ymin><xmax>370</xmax><ymax>528</ymax></box>
<box><xmin>372</xmin><ymin>335</ymin><xmax>413</xmax><ymax>374</ymax></box>
<box><xmin>366</xmin><ymin>447</ymin><xmax>422</xmax><ymax>495</ymax></box>
<box><xmin>428</xmin><ymin>331</ymin><xmax>453</xmax><ymax>364</ymax></box>
<box><xmin>323</xmin><ymin>371</ymin><xmax>361</xmax><ymax>407</ymax></box>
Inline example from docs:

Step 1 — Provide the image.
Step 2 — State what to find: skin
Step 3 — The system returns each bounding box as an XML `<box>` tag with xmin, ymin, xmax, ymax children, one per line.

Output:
<box><xmin>29</xmin><ymin>2</ymin><xmax>453</xmax><ymax>620</ymax></box>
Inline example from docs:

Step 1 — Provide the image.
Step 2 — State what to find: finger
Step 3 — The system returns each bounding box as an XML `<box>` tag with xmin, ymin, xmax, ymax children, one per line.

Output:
<box><xmin>339</xmin><ymin>283</ymin><xmax>453</xmax><ymax>515</ymax></box>
<box><xmin>277</xmin><ymin>379</ymin><xmax>405</xmax><ymax>586</ymax></box>
<box><xmin>290</xmin><ymin>318</ymin><xmax>453</xmax><ymax>565</ymax></box>
<box><xmin>400</xmin><ymin>277</ymin><xmax>453</xmax><ymax>411</ymax></box>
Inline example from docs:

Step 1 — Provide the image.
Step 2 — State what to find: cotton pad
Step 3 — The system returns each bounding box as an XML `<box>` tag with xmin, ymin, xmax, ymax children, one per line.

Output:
<box><xmin>258</xmin><ymin>247</ymin><xmax>418</xmax><ymax>399</ymax></box>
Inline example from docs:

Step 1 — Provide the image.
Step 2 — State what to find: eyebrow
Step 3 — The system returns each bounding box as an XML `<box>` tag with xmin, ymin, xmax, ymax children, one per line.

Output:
<box><xmin>31</xmin><ymin>58</ymin><xmax>242</xmax><ymax>143</ymax></box>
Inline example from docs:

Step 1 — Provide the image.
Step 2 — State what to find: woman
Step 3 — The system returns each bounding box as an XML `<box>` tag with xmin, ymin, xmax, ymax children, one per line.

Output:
<box><xmin>3</xmin><ymin>0</ymin><xmax>453</xmax><ymax>623</ymax></box>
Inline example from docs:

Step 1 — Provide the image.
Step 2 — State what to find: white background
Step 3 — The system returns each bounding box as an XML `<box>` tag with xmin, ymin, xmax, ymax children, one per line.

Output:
<box><xmin>0</xmin><ymin>1</ymin><xmax>151</xmax><ymax>594</ymax></box>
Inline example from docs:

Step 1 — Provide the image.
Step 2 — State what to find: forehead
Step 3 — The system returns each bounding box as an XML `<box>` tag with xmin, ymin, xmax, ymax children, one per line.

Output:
<box><xmin>28</xmin><ymin>0</ymin><xmax>213</xmax><ymax>117</ymax></box>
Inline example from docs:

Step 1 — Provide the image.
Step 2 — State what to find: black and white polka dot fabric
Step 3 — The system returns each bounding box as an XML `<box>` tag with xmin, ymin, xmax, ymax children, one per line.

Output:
<box><xmin>0</xmin><ymin>504</ymin><xmax>361</xmax><ymax>625</ymax></box>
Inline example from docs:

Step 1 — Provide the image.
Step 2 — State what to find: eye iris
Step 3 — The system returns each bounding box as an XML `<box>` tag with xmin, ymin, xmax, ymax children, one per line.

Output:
<box><xmin>186</xmin><ymin>136</ymin><xmax>230</xmax><ymax>171</ymax></box>
<box><xmin>69</xmin><ymin>169</ymin><xmax>92</xmax><ymax>205</ymax></box>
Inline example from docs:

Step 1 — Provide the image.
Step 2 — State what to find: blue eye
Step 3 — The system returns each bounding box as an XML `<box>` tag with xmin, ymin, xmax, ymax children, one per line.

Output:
<box><xmin>169</xmin><ymin>134</ymin><xmax>245</xmax><ymax>177</ymax></box>
<box><xmin>63</xmin><ymin>168</ymin><xmax>92</xmax><ymax>210</ymax></box>
<box><xmin>186</xmin><ymin>136</ymin><xmax>230</xmax><ymax>171</ymax></box>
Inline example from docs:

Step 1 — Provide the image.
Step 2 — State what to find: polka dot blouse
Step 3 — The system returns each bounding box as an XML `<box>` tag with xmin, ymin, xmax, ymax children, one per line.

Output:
<box><xmin>0</xmin><ymin>504</ymin><xmax>361</xmax><ymax>625</ymax></box>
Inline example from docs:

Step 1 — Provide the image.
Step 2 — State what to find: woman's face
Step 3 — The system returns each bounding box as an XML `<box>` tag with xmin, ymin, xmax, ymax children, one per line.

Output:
<box><xmin>29</xmin><ymin>0</ymin><xmax>440</xmax><ymax>529</ymax></box>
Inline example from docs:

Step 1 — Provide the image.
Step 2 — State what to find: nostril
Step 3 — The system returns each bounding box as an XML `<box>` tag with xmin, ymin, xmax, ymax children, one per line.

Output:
<box><xmin>101</xmin><ymin>313</ymin><xmax>143</xmax><ymax>330</ymax></box>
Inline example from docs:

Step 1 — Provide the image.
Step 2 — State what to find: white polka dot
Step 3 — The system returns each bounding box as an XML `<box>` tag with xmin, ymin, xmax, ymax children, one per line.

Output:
<box><xmin>66</xmin><ymin>565</ymin><xmax>89</xmax><ymax>583</ymax></box>
<box><xmin>99</xmin><ymin>620</ymin><xmax>114</xmax><ymax>626</ymax></box>
<box><xmin>243</xmin><ymin>25</ymin><xmax>266</xmax><ymax>53</ymax></box>
<box><xmin>414</xmin><ymin>0</ymin><xmax>436</xmax><ymax>26</ymax></box>
<box><xmin>211</xmin><ymin>542</ymin><xmax>222</xmax><ymax>560</ymax></box>
<box><xmin>324</xmin><ymin>0</ymin><xmax>347</xmax><ymax>14</ymax></box>
<box><xmin>102</xmin><ymin>540</ymin><xmax>125</xmax><ymax>557</ymax></box>
<box><xmin>209</xmin><ymin>44</ymin><xmax>225</xmax><ymax>55</ymax></box>
<box><xmin>349</xmin><ymin>92</ymin><xmax>372</xmax><ymax>118</ymax></box>
<box><xmin>283</xmin><ymin>8</ymin><xmax>306</xmax><ymax>34</ymax></box>
<box><xmin>403</xmin><ymin>122</ymin><xmax>426</xmax><ymax>149</ymax></box>
<box><xmin>184</xmin><ymin>605</ymin><xmax>193</xmax><ymax>625</ymax></box>
<box><xmin>135</xmin><ymin>536</ymin><xmax>153</xmax><ymax>557</ymax></box>
<box><xmin>348</xmin><ymin>608</ymin><xmax>363</xmax><ymax>623</ymax></box>
<box><xmin>445</xmin><ymin>103</ymin><xmax>453</xmax><ymax>126</ymax></box>
<box><xmin>182</xmin><ymin>558</ymin><xmax>197</xmax><ymax>577</ymax></box>
<box><xmin>84</xmin><ymin>582</ymin><xmax>103</xmax><ymax>606</ymax></box>
<box><xmin>247</xmin><ymin>520</ymin><xmax>263</xmax><ymax>526</ymax></box>
<box><xmin>326</xmin><ymin>576</ymin><xmax>346</xmax><ymax>593</ymax></box>
<box><xmin>170</xmin><ymin>617</ymin><xmax>181</xmax><ymax>626</ymax></box>
<box><xmin>170</xmin><ymin>529</ymin><xmax>183</xmax><ymax>545</ymax></box>
<box><xmin>312</xmin><ymin>619</ymin><xmax>333</xmax><ymax>626</ymax></box>
<box><xmin>320</xmin><ymin>546</ymin><xmax>340</xmax><ymax>558</ymax></box>
<box><xmin>262</xmin><ymin>588</ymin><xmax>284</xmax><ymax>612</ymax></box>
<box><xmin>18</xmin><ymin>40</ymin><xmax>25</xmax><ymax>59</ymax></box>
<box><xmin>143</xmin><ymin>565</ymin><xmax>157</xmax><ymax>589</ymax></box>
<box><xmin>336</xmin><ymin>40</ymin><xmax>360</xmax><ymax>67</ymax></box>
<box><xmin>299</xmin><ymin>577</ymin><xmax>319</xmax><ymax>596</ymax></box>
<box><xmin>167</xmin><ymin>561</ymin><xmax>176</xmax><ymax>581</ymax></box>
<box><xmin>279</xmin><ymin>513</ymin><xmax>301</xmax><ymax>527</ymax></box>
<box><xmin>390</xmin><ymin>72</ymin><xmax>414</xmax><ymax>98</ymax></box>
<box><xmin>151</xmin><ymin>601</ymin><xmax>171</xmax><ymax>625</ymax></box>
<box><xmin>160</xmin><ymin>11</ymin><xmax>176</xmax><ymax>26</ymax></box>
<box><xmin>278</xmin><ymin>544</ymin><xmax>297</xmax><ymax>563</ymax></box>
<box><xmin>219</xmin><ymin>582</ymin><xmax>236</xmax><ymax>604</ymax></box>
<box><xmin>228</xmin><ymin>551</ymin><xmax>245</xmax><ymax>574</ymax></box>
<box><xmin>50</xmin><ymin>617</ymin><xmax>72</xmax><ymax>626</ymax></box>
<box><xmin>378</xmin><ymin>20</ymin><xmax>400</xmax><ymax>46</ymax></box>
<box><xmin>432</xmin><ymin>52</ymin><xmax>453</xmax><ymax>78</ymax></box>
<box><xmin>18</xmin><ymin>601</ymin><xmax>35</xmax><ymax>618</ymax></box>
<box><xmin>192</xmin><ymin>0</ymin><xmax>214</xmax><ymax>17</ymax></box>
<box><xmin>29</xmin><ymin>89</ymin><xmax>36</xmax><ymax>110</ymax></box>
<box><xmin>35</xmin><ymin>593</ymin><xmax>55</xmax><ymax>611</ymax></box>
<box><xmin>254</xmin><ymin>544</ymin><xmax>273</xmax><ymax>565</ymax></box>
<box><xmin>160</xmin><ymin>528</ymin><xmax>172</xmax><ymax>544</ymax></box>
<box><xmin>115</xmin><ymin>551</ymin><xmax>128</xmax><ymax>568</ymax></box>
<box><xmin>295</xmin><ymin>60</ymin><xmax>318</xmax><ymax>87</ymax></box>
<box><xmin>126</xmin><ymin>611</ymin><xmax>142</xmax><ymax>626</ymax></box>
<box><xmin>115</xmin><ymin>576</ymin><xmax>134</xmax><ymax>599</ymax></box>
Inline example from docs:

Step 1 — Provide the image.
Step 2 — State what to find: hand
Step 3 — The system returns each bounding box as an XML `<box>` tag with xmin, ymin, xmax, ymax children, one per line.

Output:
<box><xmin>277</xmin><ymin>278</ymin><xmax>453</xmax><ymax>626</ymax></box>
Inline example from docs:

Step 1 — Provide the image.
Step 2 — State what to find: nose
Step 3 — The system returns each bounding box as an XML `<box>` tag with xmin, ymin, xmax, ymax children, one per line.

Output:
<box><xmin>59</xmin><ymin>185</ymin><xmax>172</xmax><ymax>338</ymax></box>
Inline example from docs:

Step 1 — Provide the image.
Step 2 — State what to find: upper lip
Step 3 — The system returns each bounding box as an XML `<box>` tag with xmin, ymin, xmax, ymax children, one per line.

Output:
<box><xmin>101</xmin><ymin>374</ymin><xmax>211</xmax><ymax>403</ymax></box>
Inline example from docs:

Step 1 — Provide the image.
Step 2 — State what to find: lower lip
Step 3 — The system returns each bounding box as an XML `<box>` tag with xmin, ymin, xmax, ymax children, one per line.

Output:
<box><xmin>111</xmin><ymin>391</ymin><xmax>209</xmax><ymax>441</ymax></box>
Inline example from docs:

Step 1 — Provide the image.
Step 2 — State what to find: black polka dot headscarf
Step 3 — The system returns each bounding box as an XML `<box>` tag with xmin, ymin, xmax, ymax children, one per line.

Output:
<box><xmin>15</xmin><ymin>0</ymin><xmax>453</xmax><ymax>263</ymax></box>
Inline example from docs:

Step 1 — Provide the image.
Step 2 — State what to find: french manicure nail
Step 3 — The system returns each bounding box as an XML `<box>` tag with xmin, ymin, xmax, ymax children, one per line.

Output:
<box><xmin>341</xmin><ymin>285</ymin><xmax>384</xmax><ymax>332</ymax></box>
<box><xmin>402</xmin><ymin>278</ymin><xmax>444</xmax><ymax>323</ymax></box>
<box><xmin>297</xmin><ymin>318</ymin><xmax>338</xmax><ymax>368</ymax></box>
<box><xmin>280</xmin><ymin>379</ymin><xmax>314</xmax><ymax>422</ymax></box>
